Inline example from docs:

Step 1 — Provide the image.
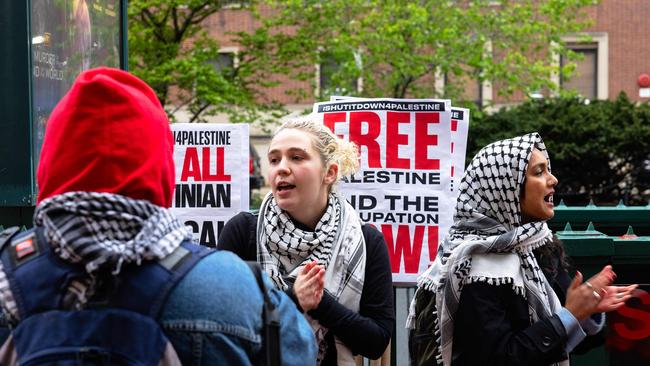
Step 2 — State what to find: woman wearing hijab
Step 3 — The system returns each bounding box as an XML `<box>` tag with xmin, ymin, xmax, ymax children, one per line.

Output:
<box><xmin>407</xmin><ymin>133</ymin><xmax>636</xmax><ymax>366</ymax></box>
<box><xmin>218</xmin><ymin>119</ymin><xmax>394</xmax><ymax>365</ymax></box>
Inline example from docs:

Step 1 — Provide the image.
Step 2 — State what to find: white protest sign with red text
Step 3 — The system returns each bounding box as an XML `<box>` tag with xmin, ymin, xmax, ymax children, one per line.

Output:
<box><xmin>171</xmin><ymin>123</ymin><xmax>249</xmax><ymax>247</ymax></box>
<box><xmin>314</xmin><ymin>98</ymin><xmax>459</xmax><ymax>283</ymax></box>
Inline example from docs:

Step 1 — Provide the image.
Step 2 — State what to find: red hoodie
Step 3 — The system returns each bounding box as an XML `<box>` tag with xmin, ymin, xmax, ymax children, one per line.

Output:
<box><xmin>37</xmin><ymin>67</ymin><xmax>175</xmax><ymax>207</ymax></box>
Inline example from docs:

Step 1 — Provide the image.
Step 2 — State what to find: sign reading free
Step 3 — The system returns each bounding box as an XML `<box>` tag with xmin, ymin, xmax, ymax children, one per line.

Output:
<box><xmin>313</xmin><ymin>98</ymin><xmax>464</xmax><ymax>284</ymax></box>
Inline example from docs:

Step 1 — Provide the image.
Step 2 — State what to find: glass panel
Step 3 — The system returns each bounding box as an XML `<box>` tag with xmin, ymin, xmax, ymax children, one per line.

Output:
<box><xmin>30</xmin><ymin>0</ymin><xmax>121</xmax><ymax>174</ymax></box>
<box><xmin>318</xmin><ymin>51</ymin><xmax>358</xmax><ymax>96</ymax></box>
<box><xmin>319</xmin><ymin>53</ymin><xmax>338</xmax><ymax>93</ymax></box>
<box><xmin>445</xmin><ymin>71</ymin><xmax>482</xmax><ymax>106</ymax></box>
<box><xmin>561</xmin><ymin>47</ymin><xmax>597</xmax><ymax>99</ymax></box>
<box><xmin>208</xmin><ymin>52</ymin><xmax>235</xmax><ymax>72</ymax></box>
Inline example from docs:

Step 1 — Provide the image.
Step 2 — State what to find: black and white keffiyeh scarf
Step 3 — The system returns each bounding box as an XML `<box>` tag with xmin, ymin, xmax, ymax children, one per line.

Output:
<box><xmin>257</xmin><ymin>191</ymin><xmax>365</xmax><ymax>365</ymax></box>
<box><xmin>0</xmin><ymin>191</ymin><xmax>192</xmax><ymax>321</ymax></box>
<box><xmin>406</xmin><ymin>133</ymin><xmax>566</xmax><ymax>366</ymax></box>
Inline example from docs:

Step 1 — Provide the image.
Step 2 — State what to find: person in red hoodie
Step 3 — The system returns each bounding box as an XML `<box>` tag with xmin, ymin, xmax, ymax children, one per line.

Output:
<box><xmin>0</xmin><ymin>67</ymin><xmax>316</xmax><ymax>365</ymax></box>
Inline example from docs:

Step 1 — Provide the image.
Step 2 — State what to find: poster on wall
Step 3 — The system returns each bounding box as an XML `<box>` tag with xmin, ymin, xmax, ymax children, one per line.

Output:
<box><xmin>30</xmin><ymin>0</ymin><xmax>122</xmax><ymax>168</ymax></box>
<box><xmin>170</xmin><ymin>123</ymin><xmax>250</xmax><ymax>247</ymax></box>
<box><xmin>314</xmin><ymin>97</ymin><xmax>464</xmax><ymax>283</ymax></box>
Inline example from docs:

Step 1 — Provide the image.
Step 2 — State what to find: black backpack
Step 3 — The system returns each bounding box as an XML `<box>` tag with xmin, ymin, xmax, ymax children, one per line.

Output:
<box><xmin>408</xmin><ymin>289</ymin><xmax>442</xmax><ymax>366</ymax></box>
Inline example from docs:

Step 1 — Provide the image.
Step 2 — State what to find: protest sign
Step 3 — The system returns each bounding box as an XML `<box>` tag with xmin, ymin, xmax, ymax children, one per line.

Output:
<box><xmin>314</xmin><ymin>98</ymin><xmax>462</xmax><ymax>283</ymax></box>
<box><xmin>331</xmin><ymin>96</ymin><xmax>469</xmax><ymax>191</ymax></box>
<box><xmin>171</xmin><ymin>123</ymin><xmax>249</xmax><ymax>247</ymax></box>
<box><xmin>450</xmin><ymin>107</ymin><xmax>470</xmax><ymax>192</ymax></box>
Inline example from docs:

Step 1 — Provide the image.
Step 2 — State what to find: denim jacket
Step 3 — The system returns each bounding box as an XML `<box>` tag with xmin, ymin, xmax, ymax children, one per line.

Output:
<box><xmin>160</xmin><ymin>250</ymin><xmax>317</xmax><ymax>365</ymax></box>
<box><xmin>0</xmin><ymin>249</ymin><xmax>317</xmax><ymax>366</ymax></box>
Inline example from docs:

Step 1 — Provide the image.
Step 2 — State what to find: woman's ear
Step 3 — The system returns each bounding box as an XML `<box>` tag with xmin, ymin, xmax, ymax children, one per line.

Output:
<box><xmin>323</xmin><ymin>163</ymin><xmax>339</xmax><ymax>186</ymax></box>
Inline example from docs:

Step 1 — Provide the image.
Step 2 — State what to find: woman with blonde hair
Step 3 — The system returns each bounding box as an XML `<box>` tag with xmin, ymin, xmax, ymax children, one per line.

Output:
<box><xmin>218</xmin><ymin>118</ymin><xmax>394</xmax><ymax>365</ymax></box>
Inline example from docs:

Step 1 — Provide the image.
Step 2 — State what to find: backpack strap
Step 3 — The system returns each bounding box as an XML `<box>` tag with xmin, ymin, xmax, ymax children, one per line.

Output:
<box><xmin>97</xmin><ymin>240</ymin><xmax>214</xmax><ymax>318</ymax></box>
<box><xmin>0</xmin><ymin>227</ymin><xmax>21</xmax><ymax>253</ymax></box>
<box><xmin>0</xmin><ymin>228</ymin><xmax>57</xmax><ymax>321</ymax></box>
<box><xmin>0</xmin><ymin>226</ymin><xmax>22</xmax><ymax>326</ymax></box>
<box><xmin>246</xmin><ymin>261</ymin><xmax>281</xmax><ymax>366</ymax></box>
<box><xmin>148</xmin><ymin>241</ymin><xmax>213</xmax><ymax>317</ymax></box>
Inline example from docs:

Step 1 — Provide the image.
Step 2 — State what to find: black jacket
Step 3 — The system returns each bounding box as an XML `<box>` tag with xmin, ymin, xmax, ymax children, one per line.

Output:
<box><xmin>451</xmin><ymin>261</ymin><xmax>604</xmax><ymax>365</ymax></box>
<box><xmin>410</xmin><ymin>255</ymin><xmax>604</xmax><ymax>366</ymax></box>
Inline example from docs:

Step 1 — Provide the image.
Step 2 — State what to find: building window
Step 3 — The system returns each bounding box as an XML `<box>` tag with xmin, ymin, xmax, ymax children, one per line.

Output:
<box><xmin>208</xmin><ymin>47</ymin><xmax>238</xmax><ymax>74</ymax></box>
<box><xmin>446</xmin><ymin>73</ymin><xmax>483</xmax><ymax>107</ymax></box>
<box><xmin>561</xmin><ymin>45</ymin><xmax>597</xmax><ymax>99</ymax></box>
<box><xmin>556</xmin><ymin>33</ymin><xmax>608</xmax><ymax>100</ymax></box>
<box><xmin>319</xmin><ymin>54</ymin><xmax>340</xmax><ymax>94</ymax></box>
<box><xmin>435</xmin><ymin>41</ymin><xmax>492</xmax><ymax>109</ymax></box>
<box><xmin>315</xmin><ymin>51</ymin><xmax>362</xmax><ymax>98</ymax></box>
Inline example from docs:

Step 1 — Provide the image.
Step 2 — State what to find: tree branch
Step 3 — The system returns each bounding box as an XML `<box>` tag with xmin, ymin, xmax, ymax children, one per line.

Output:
<box><xmin>190</xmin><ymin>102</ymin><xmax>211</xmax><ymax>123</ymax></box>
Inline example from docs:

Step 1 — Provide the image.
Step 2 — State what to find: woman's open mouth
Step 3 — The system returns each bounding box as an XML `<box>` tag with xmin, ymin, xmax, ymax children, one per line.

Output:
<box><xmin>276</xmin><ymin>183</ymin><xmax>296</xmax><ymax>192</ymax></box>
<box><xmin>544</xmin><ymin>193</ymin><xmax>554</xmax><ymax>207</ymax></box>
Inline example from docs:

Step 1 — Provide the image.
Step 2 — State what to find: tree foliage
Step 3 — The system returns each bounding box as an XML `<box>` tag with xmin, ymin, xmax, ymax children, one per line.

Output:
<box><xmin>468</xmin><ymin>94</ymin><xmax>650</xmax><ymax>205</ymax></box>
<box><xmin>239</xmin><ymin>0</ymin><xmax>597</xmax><ymax>106</ymax></box>
<box><xmin>128</xmin><ymin>0</ymin><xmax>285</xmax><ymax>123</ymax></box>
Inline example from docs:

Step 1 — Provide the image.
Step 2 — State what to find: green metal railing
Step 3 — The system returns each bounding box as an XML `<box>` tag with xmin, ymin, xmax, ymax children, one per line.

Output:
<box><xmin>550</xmin><ymin>199</ymin><xmax>650</xmax><ymax>236</ymax></box>
<box><xmin>551</xmin><ymin>203</ymin><xmax>650</xmax><ymax>366</ymax></box>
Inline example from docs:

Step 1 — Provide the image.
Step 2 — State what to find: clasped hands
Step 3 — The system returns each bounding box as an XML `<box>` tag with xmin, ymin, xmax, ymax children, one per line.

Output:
<box><xmin>294</xmin><ymin>260</ymin><xmax>326</xmax><ymax>312</ymax></box>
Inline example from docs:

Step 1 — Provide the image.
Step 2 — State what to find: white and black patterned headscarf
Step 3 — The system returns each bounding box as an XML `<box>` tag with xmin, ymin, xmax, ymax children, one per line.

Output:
<box><xmin>257</xmin><ymin>191</ymin><xmax>366</xmax><ymax>365</ymax></box>
<box><xmin>258</xmin><ymin>192</ymin><xmax>340</xmax><ymax>287</ymax></box>
<box><xmin>407</xmin><ymin>133</ymin><xmax>566</xmax><ymax>366</ymax></box>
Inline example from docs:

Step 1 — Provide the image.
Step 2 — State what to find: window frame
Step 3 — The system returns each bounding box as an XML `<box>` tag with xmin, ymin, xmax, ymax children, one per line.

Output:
<box><xmin>554</xmin><ymin>32</ymin><xmax>608</xmax><ymax>100</ymax></box>
<box><xmin>212</xmin><ymin>46</ymin><xmax>239</xmax><ymax>71</ymax></box>
<box><xmin>314</xmin><ymin>49</ymin><xmax>363</xmax><ymax>98</ymax></box>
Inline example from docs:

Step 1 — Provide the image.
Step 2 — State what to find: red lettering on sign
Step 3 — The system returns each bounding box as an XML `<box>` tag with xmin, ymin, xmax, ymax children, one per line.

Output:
<box><xmin>323</xmin><ymin>112</ymin><xmax>347</xmax><ymax>139</ymax></box>
<box><xmin>349</xmin><ymin>112</ymin><xmax>381</xmax><ymax>168</ymax></box>
<box><xmin>324</xmin><ymin>111</ymin><xmax>443</xmax><ymax>170</ymax></box>
<box><xmin>451</xmin><ymin>120</ymin><xmax>458</xmax><ymax>132</ymax></box>
<box><xmin>415</xmin><ymin>113</ymin><xmax>440</xmax><ymax>170</ymax></box>
<box><xmin>427</xmin><ymin>225</ymin><xmax>438</xmax><ymax>262</ymax></box>
<box><xmin>181</xmin><ymin>147</ymin><xmax>201</xmax><ymax>181</ymax></box>
<box><xmin>613</xmin><ymin>290</ymin><xmax>650</xmax><ymax>340</ymax></box>
<box><xmin>202</xmin><ymin>147</ymin><xmax>231</xmax><ymax>181</ymax></box>
<box><xmin>386</xmin><ymin>112</ymin><xmax>410</xmax><ymax>169</ymax></box>
<box><xmin>180</xmin><ymin>147</ymin><xmax>231</xmax><ymax>182</ymax></box>
<box><xmin>381</xmin><ymin>225</ymin><xmax>438</xmax><ymax>273</ymax></box>
<box><xmin>382</xmin><ymin>224</ymin><xmax>423</xmax><ymax>274</ymax></box>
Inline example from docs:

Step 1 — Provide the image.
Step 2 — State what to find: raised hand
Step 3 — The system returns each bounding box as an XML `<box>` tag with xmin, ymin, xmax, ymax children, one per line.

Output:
<box><xmin>595</xmin><ymin>284</ymin><xmax>638</xmax><ymax>313</ymax></box>
<box><xmin>294</xmin><ymin>260</ymin><xmax>326</xmax><ymax>312</ymax></box>
<box><xmin>583</xmin><ymin>265</ymin><xmax>616</xmax><ymax>294</ymax></box>
<box><xmin>565</xmin><ymin>271</ymin><xmax>603</xmax><ymax>321</ymax></box>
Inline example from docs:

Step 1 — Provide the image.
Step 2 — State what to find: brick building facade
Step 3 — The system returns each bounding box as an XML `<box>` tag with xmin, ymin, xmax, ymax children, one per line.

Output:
<box><xmin>196</xmin><ymin>1</ymin><xmax>650</xmax><ymax>180</ymax></box>
<box><xmin>204</xmin><ymin>1</ymin><xmax>650</xmax><ymax>107</ymax></box>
